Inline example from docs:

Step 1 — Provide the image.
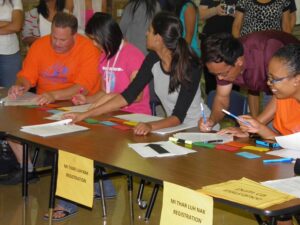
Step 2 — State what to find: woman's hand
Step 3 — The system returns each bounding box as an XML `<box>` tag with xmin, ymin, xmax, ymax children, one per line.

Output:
<box><xmin>217</xmin><ymin>127</ymin><xmax>249</xmax><ymax>138</ymax></box>
<box><xmin>134</xmin><ymin>122</ymin><xmax>152</xmax><ymax>136</ymax></box>
<box><xmin>238</xmin><ymin>115</ymin><xmax>261</xmax><ymax>133</ymax></box>
<box><xmin>72</xmin><ymin>94</ymin><xmax>87</xmax><ymax>105</ymax></box>
<box><xmin>63</xmin><ymin>112</ymin><xmax>87</xmax><ymax>123</ymax></box>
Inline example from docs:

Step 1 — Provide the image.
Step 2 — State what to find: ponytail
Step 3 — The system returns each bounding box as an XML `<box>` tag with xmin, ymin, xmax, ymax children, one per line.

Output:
<box><xmin>169</xmin><ymin>37</ymin><xmax>200</xmax><ymax>93</ymax></box>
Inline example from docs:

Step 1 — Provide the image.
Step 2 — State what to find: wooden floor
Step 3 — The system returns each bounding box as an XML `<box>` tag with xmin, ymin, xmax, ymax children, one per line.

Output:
<box><xmin>0</xmin><ymin>174</ymin><xmax>261</xmax><ymax>225</ymax></box>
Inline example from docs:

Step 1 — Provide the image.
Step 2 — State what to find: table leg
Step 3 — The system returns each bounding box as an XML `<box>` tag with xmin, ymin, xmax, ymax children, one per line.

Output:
<box><xmin>48</xmin><ymin>151</ymin><xmax>58</xmax><ymax>225</ymax></box>
<box><xmin>144</xmin><ymin>184</ymin><xmax>159</xmax><ymax>221</ymax></box>
<box><xmin>22</xmin><ymin>143</ymin><xmax>28</xmax><ymax>198</ymax></box>
<box><xmin>127</xmin><ymin>175</ymin><xmax>134</xmax><ymax>224</ymax></box>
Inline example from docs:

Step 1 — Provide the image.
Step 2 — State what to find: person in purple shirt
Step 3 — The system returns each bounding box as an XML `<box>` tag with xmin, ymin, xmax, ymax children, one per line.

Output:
<box><xmin>199</xmin><ymin>30</ymin><xmax>300</xmax><ymax>132</ymax></box>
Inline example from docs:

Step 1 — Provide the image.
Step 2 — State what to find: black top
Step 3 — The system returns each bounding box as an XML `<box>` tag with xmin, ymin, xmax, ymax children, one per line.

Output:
<box><xmin>200</xmin><ymin>0</ymin><xmax>237</xmax><ymax>36</ymax></box>
<box><xmin>121</xmin><ymin>52</ymin><xmax>202</xmax><ymax>123</ymax></box>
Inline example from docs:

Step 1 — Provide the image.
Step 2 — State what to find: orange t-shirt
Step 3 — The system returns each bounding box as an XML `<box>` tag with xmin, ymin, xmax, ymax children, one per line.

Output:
<box><xmin>273</xmin><ymin>98</ymin><xmax>300</xmax><ymax>135</ymax></box>
<box><xmin>18</xmin><ymin>34</ymin><xmax>101</xmax><ymax>95</ymax></box>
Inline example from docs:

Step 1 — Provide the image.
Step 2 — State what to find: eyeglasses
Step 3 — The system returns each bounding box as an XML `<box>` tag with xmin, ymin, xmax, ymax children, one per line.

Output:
<box><xmin>267</xmin><ymin>74</ymin><xmax>294</xmax><ymax>84</ymax></box>
<box><xmin>214</xmin><ymin>66</ymin><xmax>232</xmax><ymax>78</ymax></box>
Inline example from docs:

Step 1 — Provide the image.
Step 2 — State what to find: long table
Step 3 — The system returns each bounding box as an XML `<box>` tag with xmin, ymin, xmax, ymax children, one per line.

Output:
<box><xmin>1</xmin><ymin>93</ymin><xmax>300</xmax><ymax>224</ymax></box>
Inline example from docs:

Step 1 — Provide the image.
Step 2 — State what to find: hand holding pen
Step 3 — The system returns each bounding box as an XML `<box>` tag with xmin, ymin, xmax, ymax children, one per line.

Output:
<box><xmin>198</xmin><ymin>103</ymin><xmax>215</xmax><ymax>132</ymax></box>
<box><xmin>8</xmin><ymin>85</ymin><xmax>26</xmax><ymax>99</ymax></box>
<box><xmin>237</xmin><ymin>115</ymin><xmax>261</xmax><ymax>134</ymax></box>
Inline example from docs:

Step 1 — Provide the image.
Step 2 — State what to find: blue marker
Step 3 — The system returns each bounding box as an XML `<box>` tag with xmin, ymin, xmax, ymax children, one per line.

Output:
<box><xmin>263</xmin><ymin>158</ymin><xmax>293</xmax><ymax>164</ymax></box>
<box><xmin>200</xmin><ymin>103</ymin><xmax>206</xmax><ymax>124</ymax></box>
<box><xmin>222</xmin><ymin>109</ymin><xmax>252</xmax><ymax>127</ymax></box>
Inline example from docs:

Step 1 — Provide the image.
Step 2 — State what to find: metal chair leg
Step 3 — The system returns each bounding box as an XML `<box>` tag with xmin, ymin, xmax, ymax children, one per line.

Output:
<box><xmin>98</xmin><ymin>169</ymin><xmax>107</xmax><ymax>218</ymax></box>
<box><xmin>22</xmin><ymin>143</ymin><xmax>29</xmax><ymax>198</ymax></box>
<box><xmin>127</xmin><ymin>175</ymin><xmax>134</xmax><ymax>223</ymax></box>
<box><xmin>137</xmin><ymin>179</ymin><xmax>147</xmax><ymax>209</ymax></box>
<box><xmin>32</xmin><ymin>147</ymin><xmax>40</xmax><ymax>168</ymax></box>
<box><xmin>144</xmin><ymin>184</ymin><xmax>159</xmax><ymax>221</ymax></box>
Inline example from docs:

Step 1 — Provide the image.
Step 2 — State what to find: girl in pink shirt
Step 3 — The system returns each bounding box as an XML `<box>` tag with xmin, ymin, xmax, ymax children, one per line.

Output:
<box><xmin>72</xmin><ymin>12</ymin><xmax>151</xmax><ymax>115</ymax></box>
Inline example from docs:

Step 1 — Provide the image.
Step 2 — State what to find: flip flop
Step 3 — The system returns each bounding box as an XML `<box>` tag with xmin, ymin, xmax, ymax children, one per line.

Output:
<box><xmin>43</xmin><ymin>209</ymin><xmax>78</xmax><ymax>222</ymax></box>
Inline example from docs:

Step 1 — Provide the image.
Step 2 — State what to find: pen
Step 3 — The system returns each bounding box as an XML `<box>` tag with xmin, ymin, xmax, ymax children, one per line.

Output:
<box><xmin>206</xmin><ymin>139</ymin><xmax>223</xmax><ymax>143</ymax></box>
<box><xmin>169</xmin><ymin>137</ymin><xmax>193</xmax><ymax>145</ymax></box>
<box><xmin>200</xmin><ymin>103</ymin><xmax>206</xmax><ymax>124</ymax></box>
<box><xmin>222</xmin><ymin>109</ymin><xmax>252</xmax><ymax>127</ymax></box>
<box><xmin>263</xmin><ymin>158</ymin><xmax>293</xmax><ymax>164</ymax></box>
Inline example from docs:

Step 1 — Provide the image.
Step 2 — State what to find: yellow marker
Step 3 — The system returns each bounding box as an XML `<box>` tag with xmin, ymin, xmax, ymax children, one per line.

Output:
<box><xmin>123</xmin><ymin>121</ymin><xmax>138</xmax><ymax>126</ymax></box>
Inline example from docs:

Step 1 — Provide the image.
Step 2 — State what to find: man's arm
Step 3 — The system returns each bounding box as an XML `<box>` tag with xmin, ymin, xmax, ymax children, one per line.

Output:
<box><xmin>199</xmin><ymin>83</ymin><xmax>232</xmax><ymax>131</ymax></box>
<box><xmin>248</xmin><ymin>94</ymin><xmax>260</xmax><ymax>118</ymax></box>
<box><xmin>0</xmin><ymin>10</ymin><xmax>23</xmax><ymax>35</ymax></box>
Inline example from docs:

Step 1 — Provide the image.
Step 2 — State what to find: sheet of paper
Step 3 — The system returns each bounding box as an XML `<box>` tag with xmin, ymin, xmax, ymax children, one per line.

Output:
<box><xmin>173</xmin><ymin>132</ymin><xmax>233</xmax><ymax>143</ymax></box>
<box><xmin>45</xmin><ymin>112</ymin><xmax>66</xmax><ymax>120</ymax></box>
<box><xmin>152</xmin><ymin>124</ymin><xmax>196</xmax><ymax>135</ymax></box>
<box><xmin>275</xmin><ymin>132</ymin><xmax>300</xmax><ymax>150</ymax></box>
<box><xmin>262</xmin><ymin>176</ymin><xmax>300</xmax><ymax>198</ymax></box>
<box><xmin>266</xmin><ymin>149</ymin><xmax>300</xmax><ymax>159</ymax></box>
<box><xmin>1</xmin><ymin>92</ymin><xmax>38</xmax><ymax>106</ymax></box>
<box><xmin>128</xmin><ymin>141</ymin><xmax>196</xmax><ymax>158</ymax></box>
<box><xmin>114</xmin><ymin>113</ymin><xmax>164</xmax><ymax>123</ymax></box>
<box><xmin>20</xmin><ymin>119</ymin><xmax>89</xmax><ymax>137</ymax></box>
<box><xmin>59</xmin><ymin>104</ymin><xmax>92</xmax><ymax>112</ymax></box>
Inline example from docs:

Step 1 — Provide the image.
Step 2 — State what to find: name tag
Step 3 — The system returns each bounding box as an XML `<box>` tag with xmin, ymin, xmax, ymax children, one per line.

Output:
<box><xmin>102</xmin><ymin>66</ymin><xmax>123</xmax><ymax>72</ymax></box>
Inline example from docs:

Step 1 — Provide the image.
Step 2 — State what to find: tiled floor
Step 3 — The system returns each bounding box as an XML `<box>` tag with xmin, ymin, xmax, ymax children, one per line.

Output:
<box><xmin>0</xmin><ymin>174</ymin><xmax>260</xmax><ymax>225</ymax></box>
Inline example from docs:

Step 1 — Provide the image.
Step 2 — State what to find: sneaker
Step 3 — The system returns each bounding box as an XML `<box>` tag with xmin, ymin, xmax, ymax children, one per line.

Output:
<box><xmin>0</xmin><ymin>169</ymin><xmax>39</xmax><ymax>185</ymax></box>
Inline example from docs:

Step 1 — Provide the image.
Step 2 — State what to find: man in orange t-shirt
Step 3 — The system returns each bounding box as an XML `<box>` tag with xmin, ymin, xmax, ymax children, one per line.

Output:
<box><xmin>8</xmin><ymin>12</ymin><xmax>101</xmax><ymax>105</ymax></box>
<box><xmin>1</xmin><ymin>12</ymin><xmax>101</xmax><ymax>185</ymax></box>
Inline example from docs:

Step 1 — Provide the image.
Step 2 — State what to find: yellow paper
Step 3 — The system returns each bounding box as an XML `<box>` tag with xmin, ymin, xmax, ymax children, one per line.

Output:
<box><xmin>160</xmin><ymin>181</ymin><xmax>213</xmax><ymax>225</ymax></box>
<box><xmin>56</xmin><ymin>150</ymin><xmax>94</xmax><ymax>208</ymax></box>
<box><xmin>241</xmin><ymin>146</ymin><xmax>269</xmax><ymax>152</ymax></box>
<box><xmin>199</xmin><ymin>178</ymin><xmax>295</xmax><ymax>209</ymax></box>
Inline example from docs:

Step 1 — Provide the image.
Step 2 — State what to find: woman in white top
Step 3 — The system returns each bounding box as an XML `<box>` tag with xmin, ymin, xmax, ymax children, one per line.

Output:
<box><xmin>22</xmin><ymin>0</ymin><xmax>66</xmax><ymax>46</ymax></box>
<box><xmin>0</xmin><ymin>0</ymin><xmax>23</xmax><ymax>87</ymax></box>
<box><xmin>65</xmin><ymin>0</ymin><xmax>106</xmax><ymax>34</ymax></box>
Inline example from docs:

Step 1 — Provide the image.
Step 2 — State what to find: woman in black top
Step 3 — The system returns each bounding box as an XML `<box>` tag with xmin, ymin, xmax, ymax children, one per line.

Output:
<box><xmin>65</xmin><ymin>12</ymin><xmax>211</xmax><ymax>135</ymax></box>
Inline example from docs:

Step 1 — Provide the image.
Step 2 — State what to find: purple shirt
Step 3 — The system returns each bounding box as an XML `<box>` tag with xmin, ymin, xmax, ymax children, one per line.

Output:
<box><xmin>217</xmin><ymin>31</ymin><xmax>300</xmax><ymax>94</ymax></box>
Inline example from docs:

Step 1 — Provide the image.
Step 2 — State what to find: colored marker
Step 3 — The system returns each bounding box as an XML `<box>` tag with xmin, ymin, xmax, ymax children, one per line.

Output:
<box><xmin>222</xmin><ymin>109</ymin><xmax>252</xmax><ymax>127</ymax></box>
<box><xmin>200</xmin><ymin>103</ymin><xmax>206</xmax><ymax>124</ymax></box>
<box><xmin>256</xmin><ymin>140</ymin><xmax>280</xmax><ymax>148</ymax></box>
<box><xmin>263</xmin><ymin>158</ymin><xmax>293</xmax><ymax>164</ymax></box>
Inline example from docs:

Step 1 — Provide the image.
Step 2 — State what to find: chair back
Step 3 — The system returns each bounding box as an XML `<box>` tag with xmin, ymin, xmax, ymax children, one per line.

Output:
<box><xmin>207</xmin><ymin>90</ymin><xmax>248</xmax><ymax>116</ymax></box>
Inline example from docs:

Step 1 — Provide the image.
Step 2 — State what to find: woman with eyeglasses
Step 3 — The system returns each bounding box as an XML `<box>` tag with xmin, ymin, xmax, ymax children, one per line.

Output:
<box><xmin>220</xmin><ymin>44</ymin><xmax>300</xmax><ymax>142</ymax></box>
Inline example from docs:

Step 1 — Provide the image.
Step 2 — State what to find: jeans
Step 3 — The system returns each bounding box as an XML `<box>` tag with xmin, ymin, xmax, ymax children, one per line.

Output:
<box><xmin>0</xmin><ymin>52</ymin><xmax>22</xmax><ymax>87</ymax></box>
<box><xmin>57</xmin><ymin>179</ymin><xmax>116</xmax><ymax>213</ymax></box>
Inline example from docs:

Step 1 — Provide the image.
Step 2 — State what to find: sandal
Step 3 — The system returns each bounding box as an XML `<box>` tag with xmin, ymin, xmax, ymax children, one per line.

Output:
<box><xmin>43</xmin><ymin>209</ymin><xmax>78</xmax><ymax>222</ymax></box>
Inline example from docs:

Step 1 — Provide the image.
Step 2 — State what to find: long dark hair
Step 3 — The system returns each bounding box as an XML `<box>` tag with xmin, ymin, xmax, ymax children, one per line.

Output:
<box><xmin>85</xmin><ymin>12</ymin><xmax>123</xmax><ymax>60</ymax></box>
<box><xmin>37</xmin><ymin>0</ymin><xmax>65</xmax><ymax>19</ymax></box>
<box><xmin>2</xmin><ymin>0</ymin><xmax>12</xmax><ymax>5</ymax></box>
<box><xmin>128</xmin><ymin>0</ymin><xmax>157</xmax><ymax>21</ymax></box>
<box><xmin>165</xmin><ymin>0</ymin><xmax>197</xmax><ymax>16</ymax></box>
<box><xmin>152</xmin><ymin>12</ymin><xmax>200</xmax><ymax>93</ymax></box>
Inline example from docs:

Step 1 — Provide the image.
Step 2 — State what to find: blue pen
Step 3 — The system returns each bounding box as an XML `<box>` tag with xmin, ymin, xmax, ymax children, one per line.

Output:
<box><xmin>200</xmin><ymin>103</ymin><xmax>206</xmax><ymax>124</ymax></box>
<box><xmin>263</xmin><ymin>158</ymin><xmax>293</xmax><ymax>164</ymax></box>
<box><xmin>222</xmin><ymin>109</ymin><xmax>252</xmax><ymax>127</ymax></box>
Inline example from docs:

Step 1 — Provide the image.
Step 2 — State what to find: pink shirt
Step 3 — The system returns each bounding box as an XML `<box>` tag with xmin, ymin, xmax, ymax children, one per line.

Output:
<box><xmin>85</xmin><ymin>9</ymin><xmax>94</xmax><ymax>25</ymax></box>
<box><xmin>99</xmin><ymin>42</ymin><xmax>151</xmax><ymax>115</ymax></box>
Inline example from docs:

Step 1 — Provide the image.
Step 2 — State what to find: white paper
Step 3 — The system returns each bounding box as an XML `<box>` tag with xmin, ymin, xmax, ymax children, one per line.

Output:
<box><xmin>59</xmin><ymin>104</ymin><xmax>92</xmax><ymax>112</ymax></box>
<box><xmin>261</xmin><ymin>176</ymin><xmax>300</xmax><ymax>198</ymax></box>
<box><xmin>128</xmin><ymin>141</ymin><xmax>196</xmax><ymax>158</ymax></box>
<box><xmin>20</xmin><ymin>119</ymin><xmax>89</xmax><ymax>137</ymax></box>
<box><xmin>173</xmin><ymin>132</ymin><xmax>233</xmax><ymax>143</ymax></box>
<box><xmin>267</xmin><ymin>149</ymin><xmax>300</xmax><ymax>159</ymax></box>
<box><xmin>114</xmin><ymin>113</ymin><xmax>164</xmax><ymax>123</ymax></box>
<box><xmin>152</xmin><ymin>124</ymin><xmax>196</xmax><ymax>135</ymax></box>
<box><xmin>45</xmin><ymin>112</ymin><xmax>66</xmax><ymax>121</ymax></box>
<box><xmin>1</xmin><ymin>92</ymin><xmax>38</xmax><ymax>106</ymax></box>
<box><xmin>275</xmin><ymin>132</ymin><xmax>300</xmax><ymax>150</ymax></box>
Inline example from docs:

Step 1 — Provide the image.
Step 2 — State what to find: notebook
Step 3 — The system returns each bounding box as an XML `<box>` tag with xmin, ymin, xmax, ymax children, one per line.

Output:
<box><xmin>0</xmin><ymin>92</ymin><xmax>38</xmax><ymax>106</ymax></box>
<box><xmin>20</xmin><ymin>119</ymin><xmax>89</xmax><ymax>137</ymax></box>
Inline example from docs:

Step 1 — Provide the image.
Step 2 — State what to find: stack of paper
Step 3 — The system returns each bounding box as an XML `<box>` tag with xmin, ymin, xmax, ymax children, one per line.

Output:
<box><xmin>173</xmin><ymin>132</ymin><xmax>233</xmax><ymax>144</ymax></box>
<box><xmin>267</xmin><ymin>132</ymin><xmax>300</xmax><ymax>158</ymax></box>
<box><xmin>20</xmin><ymin>119</ymin><xmax>89</xmax><ymax>137</ymax></box>
<box><xmin>199</xmin><ymin>177</ymin><xmax>295</xmax><ymax>209</ymax></box>
<box><xmin>262</xmin><ymin>177</ymin><xmax>300</xmax><ymax>198</ymax></box>
<box><xmin>0</xmin><ymin>92</ymin><xmax>38</xmax><ymax>106</ymax></box>
<box><xmin>128</xmin><ymin>141</ymin><xmax>196</xmax><ymax>158</ymax></box>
